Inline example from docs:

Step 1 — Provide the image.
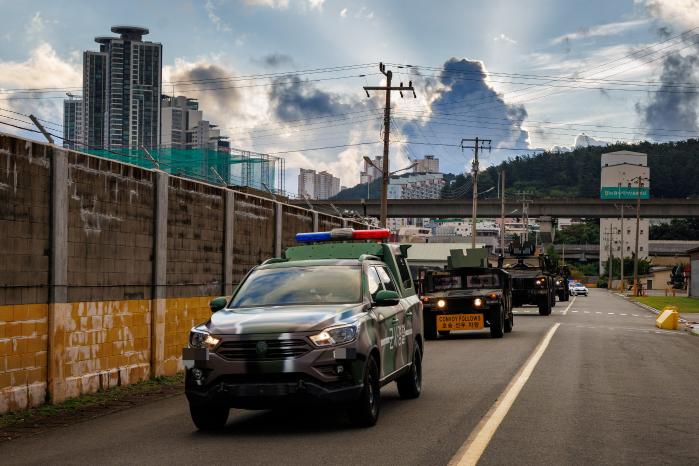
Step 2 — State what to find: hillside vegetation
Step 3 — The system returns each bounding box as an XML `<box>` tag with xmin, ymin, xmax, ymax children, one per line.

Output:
<box><xmin>332</xmin><ymin>139</ymin><xmax>699</xmax><ymax>200</ymax></box>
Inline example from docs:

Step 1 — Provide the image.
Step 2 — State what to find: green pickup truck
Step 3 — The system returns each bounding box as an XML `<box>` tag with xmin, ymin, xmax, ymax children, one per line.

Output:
<box><xmin>183</xmin><ymin>229</ymin><xmax>424</xmax><ymax>430</ymax></box>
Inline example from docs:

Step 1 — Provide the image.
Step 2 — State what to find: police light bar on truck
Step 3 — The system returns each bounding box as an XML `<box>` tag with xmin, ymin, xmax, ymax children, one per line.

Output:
<box><xmin>295</xmin><ymin>228</ymin><xmax>391</xmax><ymax>243</ymax></box>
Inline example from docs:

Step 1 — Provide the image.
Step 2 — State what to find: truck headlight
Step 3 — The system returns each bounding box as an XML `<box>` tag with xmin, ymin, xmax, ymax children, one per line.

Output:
<box><xmin>437</xmin><ymin>299</ymin><xmax>446</xmax><ymax>308</ymax></box>
<box><xmin>535</xmin><ymin>277</ymin><xmax>545</xmax><ymax>286</ymax></box>
<box><xmin>310</xmin><ymin>324</ymin><xmax>357</xmax><ymax>347</ymax></box>
<box><xmin>473</xmin><ymin>298</ymin><xmax>483</xmax><ymax>307</ymax></box>
<box><xmin>189</xmin><ymin>328</ymin><xmax>221</xmax><ymax>350</ymax></box>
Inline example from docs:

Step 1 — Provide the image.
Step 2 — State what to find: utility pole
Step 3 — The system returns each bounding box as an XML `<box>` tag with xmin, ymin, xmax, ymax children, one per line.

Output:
<box><xmin>620</xmin><ymin>194</ymin><xmax>625</xmax><ymax>293</ymax></box>
<box><xmin>500</xmin><ymin>170</ymin><xmax>505</xmax><ymax>256</ymax></box>
<box><xmin>363</xmin><ymin>63</ymin><xmax>416</xmax><ymax>228</ymax></box>
<box><xmin>607</xmin><ymin>225</ymin><xmax>614</xmax><ymax>290</ymax></box>
<box><xmin>460</xmin><ymin>137</ymin><xmax>491</xmax><ymax>249</ymax></box>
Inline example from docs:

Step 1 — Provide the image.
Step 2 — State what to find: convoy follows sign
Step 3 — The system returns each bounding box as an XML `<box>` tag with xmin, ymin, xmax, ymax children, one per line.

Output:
<box><xmin>600</xmin><ymin>186</ymin><xmax>650</xmax><ymax>200</ymax></box>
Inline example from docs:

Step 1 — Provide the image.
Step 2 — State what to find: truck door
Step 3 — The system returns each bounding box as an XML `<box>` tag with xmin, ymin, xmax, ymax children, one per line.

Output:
<box><xmin>375</xmin><ymin>266</ymin><xmax>408</xmax><ymax>374</ymax></box>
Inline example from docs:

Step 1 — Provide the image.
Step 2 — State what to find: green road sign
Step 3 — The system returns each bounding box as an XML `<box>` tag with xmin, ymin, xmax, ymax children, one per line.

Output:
<box><xmin>600</xmin><ymin>186</ymin><xmax>650</xmax><ymax>200</ymax></box>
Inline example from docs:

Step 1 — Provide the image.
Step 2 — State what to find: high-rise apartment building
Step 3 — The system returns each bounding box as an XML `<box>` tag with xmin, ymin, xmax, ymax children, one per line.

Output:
<box><xmin>82</xmin><ymin>47</ymin><xmax>107</xmax><ymax>149</ymax></box>
<box><xmin>414</xmin><ymin>155</ymin><xmax>439</xmax><ymax>173</ymax></box>
<box><xmin>161</xmin><ymin>95</ymin><xmax>225</xmax><ymax>150</ymax></box>
<box><xmin>297</xmin><ymin>168</ymin><xmax>340</xmax><ymax>200</ymax></box>
<box><xmin>81</xmin><ymin>26</ymin><xmax>162</xmax><ymax>151</ymax></box>
<box><xmin>62</xmin><ymin>97</ymin><xmax>83</xmax><ymax>149</ymax></box>
<box><xmin>298</xmin><ymin>168</ymin><xmax>316</xmax><ymax>199</ymax></box>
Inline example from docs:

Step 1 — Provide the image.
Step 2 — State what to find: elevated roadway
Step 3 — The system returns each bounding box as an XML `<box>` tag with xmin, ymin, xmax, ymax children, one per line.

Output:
<box><xmin>290</xmin><ymin>198</ymin><xmax>699</xmax><ymax>218</ymax></box>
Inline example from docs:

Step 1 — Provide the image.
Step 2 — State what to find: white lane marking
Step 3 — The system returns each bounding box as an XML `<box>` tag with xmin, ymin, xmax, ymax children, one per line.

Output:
<box><xmin>632</xmin><ymin>314</ymin><xmax>638</xmax><ymax>317</ymax></box>
<box><xmin>608</xmin><ymin>312</ymin><xmax>615</xmax><ymax>315</ymax></box>
<box><xmin>572</xmin><ymin>310</ymin><xmax>578</xmax><ymax>313</ymax></box>
<box><xmin>560</xmin><ymin>296</ymin><xmax>576</xmax><ymax>315</ymax></box>
<box><xmin>620</xmin><ymin>313</ymin><xmax>627</xmax><ymax>316</ymax></box>
<box><xmin>449</xmin><ymin>323</ymin><xmax>560</xmax><ymax>466</ymax></box>
<box><xmin>584</xmin><ymin>311</ymin><xmax>590</xmax><ymax>314</ymax></box>
<box><xmin>596</xmin><ymin>312</ymin><xmax>602</xmax><ymax>314</ymax></box>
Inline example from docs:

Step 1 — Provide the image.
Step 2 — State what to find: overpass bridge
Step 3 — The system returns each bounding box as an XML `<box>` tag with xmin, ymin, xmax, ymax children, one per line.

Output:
<box><xmin>291</xmin><ymin>198</ymin><xmax>699</xmax><ymax>219</ymax></box>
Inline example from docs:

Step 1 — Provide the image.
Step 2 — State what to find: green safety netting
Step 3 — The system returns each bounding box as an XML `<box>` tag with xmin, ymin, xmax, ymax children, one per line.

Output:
<box><xmin>83</xmin><ymin>147</ymin><xmax>279</xmax><ymax>192</ymax></box>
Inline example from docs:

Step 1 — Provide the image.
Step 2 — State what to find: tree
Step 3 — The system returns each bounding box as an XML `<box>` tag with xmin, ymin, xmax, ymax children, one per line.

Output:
<box><xmin>650</xmin><ymin>218</ymin><xmax>699</xmax><ymax>240</ymax></box>
<box><xmin>554</xmin><ymin>219</ymin><xmax>600</xmax><ymax>244</ymax></box>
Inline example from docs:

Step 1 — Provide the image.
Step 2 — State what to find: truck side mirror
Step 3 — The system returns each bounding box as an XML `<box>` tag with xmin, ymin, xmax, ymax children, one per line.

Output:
<box><xmin>209</xmin><ymin>296</ymin><xmax>228</xmax><ymax>313</ymax></box>
<box><xmin>375</xmin><ymin>290</ymin><xmax>400</xmax><ymax>306</ymax></box>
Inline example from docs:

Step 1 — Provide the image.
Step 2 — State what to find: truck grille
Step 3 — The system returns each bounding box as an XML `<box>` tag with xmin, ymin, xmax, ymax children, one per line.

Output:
<box><xmin>216</xmin><ymin>339</ymin><xmax>312</xmax><ymax>361</ymax></box>
<box><xmin>512</xmin><ymin>277</ymin><xmax>535</xmax><ymax>289</ymax></box>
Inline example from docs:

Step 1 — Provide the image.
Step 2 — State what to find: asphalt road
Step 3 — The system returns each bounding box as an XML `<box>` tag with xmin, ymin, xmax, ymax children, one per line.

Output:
<box><xmin>2</xmin><ymin>290</ymin><xmax>698</xmax><ymax>465</ymax></box>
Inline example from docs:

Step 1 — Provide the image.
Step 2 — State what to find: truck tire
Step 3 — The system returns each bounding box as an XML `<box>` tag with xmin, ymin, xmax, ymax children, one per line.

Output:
<box><xmin>348</xmin><ymin>357</ymin><xmax>380</xmax><ymax>427</ymax></box>
<box><xmin>504</xmin><ymin>311</ymin><xmax>514</xmax><ymax>333</ymax></box>
<box><xmin>424</xmin><ymin>314</ymin><xmax>437</xmax><ymax>340</ymax></box>
<box><xmin>551</xmin><ymin>291</ymin><xmax>556</xmax><ymax>307</ymax></box>
<box><xmin>396</xmin><ymin>345</ymin><xmax>422</xmax><ymax>399</ymax></box>
<box><xmin>490</xmin><ymin>307</ymin><xmax>505</xmax><ymax>338</ymax></box>
<box><xmin>189</xmin><ymin>403</ymin><xmax>229</xmax><ymax>431</ymax></box>
<box><xmin>538</xmin><ymin>295</ymin><xmax>552</xmax><ymax>316</ymax></box>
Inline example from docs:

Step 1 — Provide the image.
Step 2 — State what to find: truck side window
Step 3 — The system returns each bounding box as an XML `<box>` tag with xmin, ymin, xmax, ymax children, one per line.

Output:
<box><xmin>366</xmin><ymin>267</ymin><xmax>383</xmax><ymax>301</ymax></box>
<box><xmin>376</xmin><ymin>267</ymin><xmax>398</xmax><ymax>293</ymax></box>
<box><xmin>396</xmin><ymin>256</ymin><xmax>413</xmax><ymax>289</ymax></box>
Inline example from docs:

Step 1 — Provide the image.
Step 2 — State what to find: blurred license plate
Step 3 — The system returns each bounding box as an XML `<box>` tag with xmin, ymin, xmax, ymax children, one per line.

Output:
<box><xmin>437</xmin><ymin>314</ymin><xmax>484</xmax><ymax>331</ymax></box>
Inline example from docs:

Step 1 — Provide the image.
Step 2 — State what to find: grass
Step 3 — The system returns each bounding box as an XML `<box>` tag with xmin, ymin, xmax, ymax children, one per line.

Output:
<box><xmin>631</xmin><ymin>296</ymin><xmax>699</xmax><ymax>313</ymax></box>
<box><xmin>0</xmin><ymin>373</ymin><xmax>183</xmax><ymax>430</ymax></box>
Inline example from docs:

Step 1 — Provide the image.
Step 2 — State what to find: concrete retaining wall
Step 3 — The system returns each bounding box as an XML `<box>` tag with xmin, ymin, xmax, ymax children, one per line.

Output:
<box><xmin>0</xmin><ymin>133</ymin><xmax>366</xmax><ymax>413</ymax></box>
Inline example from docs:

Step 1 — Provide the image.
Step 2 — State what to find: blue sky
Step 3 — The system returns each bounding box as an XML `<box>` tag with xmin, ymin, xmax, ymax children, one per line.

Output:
<box><xmin>0</xmin><ymin>0</ymin><xmax>697</xmax><ymax>194</ymax></box>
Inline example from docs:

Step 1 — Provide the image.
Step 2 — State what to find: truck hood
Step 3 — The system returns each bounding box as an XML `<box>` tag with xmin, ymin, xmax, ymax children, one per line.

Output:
<box><xmin>206</xmin><ymin>303</ymin><xmax>365</xmax><ymax>335</ymax></box>
<box><xmin>431</xmin><ymin>289</ymin><xmax>500</xmax><ymax>298</ymax></box>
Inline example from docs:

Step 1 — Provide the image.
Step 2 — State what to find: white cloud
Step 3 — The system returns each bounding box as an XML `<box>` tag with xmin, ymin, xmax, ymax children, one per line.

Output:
<box><xmin>204</xmin><ymin>1</ymin><xmax>232</xmax><ymax>32</ymax></box>
<box><xmin>353</xmin><ymin>6</ymin><xmax>374</xmax><ymax>20</ymax></box>
<box><xmin>574</xmin><ymin>133</ymin><xmax>609</xmax><ymax>148</ymax></box>
<box><xmin>340</xmin><ymin>7</ymin><xmax>348</xmax><ymax>18</ymax></box>
<box><xmin>637</xmin><ymin>0</ymin><xmax>699</xmax><ymax>29</ymax></box>
<box><xmin>25</xmin><ymin>11</ymin><xmax>57</xmax><ymax>37</ymax></box>
<box><xmin>493</xmin><ymin>33</ymin><xmax>517</xmax><ymax>45</ymax></box>
<box><xmin>552</xmin><ymin>19</ymin><xmax>649</xmax><ymax>44</ymax></box>
<box><xmin>244</xmin><ymin>0</ymin><xmax>324</xmax><ymax>10</ymax></box>
<box><xmin>0</xmin><ymin>43</ymin><xmax>81</xmax><ymax>137</ymax></box>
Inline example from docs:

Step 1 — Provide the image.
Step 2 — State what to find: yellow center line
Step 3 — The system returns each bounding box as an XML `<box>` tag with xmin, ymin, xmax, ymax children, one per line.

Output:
<box><xmin>448</xmin><ymin>322</ymin><xmax>561</xmax><ymax>466</ymax></box>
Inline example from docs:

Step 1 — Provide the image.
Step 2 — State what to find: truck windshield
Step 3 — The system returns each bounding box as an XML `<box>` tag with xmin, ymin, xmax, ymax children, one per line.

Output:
<box><xmin>429</xmin><ymin>272</ymin><xmax>501</xmax><ymax>291</ymax></box>
<box><xmin>230</xmin><ymin>266</ymin><xmax>362</xmax><ymax>307</ymax></box>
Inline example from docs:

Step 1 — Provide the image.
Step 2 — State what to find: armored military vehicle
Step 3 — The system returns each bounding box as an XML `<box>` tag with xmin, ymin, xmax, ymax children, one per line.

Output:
<box><xmin>502</xmin><ymin>241</ymin><xmax>556</xmax><ymax>316</ymax></box>
<box><xmin>420</xmin><ymin>249</ymin><xmax>513</xmax><ymax>339</ymax></box>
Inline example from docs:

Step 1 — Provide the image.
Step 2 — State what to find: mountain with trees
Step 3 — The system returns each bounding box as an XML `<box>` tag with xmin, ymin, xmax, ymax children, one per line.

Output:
<box><xmin>331</xmin><ymin>139</ymin><xmax>699</xmax><ymax>200</ymax></box>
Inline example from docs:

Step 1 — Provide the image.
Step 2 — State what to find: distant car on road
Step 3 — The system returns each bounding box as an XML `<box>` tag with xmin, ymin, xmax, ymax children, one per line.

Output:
<box><xmin>570</xmin><ymin>282</ymin><xmax>588</xmax><ymax>296</ymax></box>
<box><xmin>183</xmin><ymin>229</ymin><xmax>423</xmax><ymax>430</ymax></box>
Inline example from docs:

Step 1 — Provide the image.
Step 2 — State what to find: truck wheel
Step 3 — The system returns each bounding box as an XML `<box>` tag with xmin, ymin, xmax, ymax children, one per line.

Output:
<box><xmin>348</xmin><ymin>357</ymin><xmax>380</xmax><ymax>427</ymax></box>
<box><xmin>424</xmin><ymin>314</ymin><xmax>437</xmax><ymax>340</ymax></box>
<box><xmin>396</xmin><ymin>345</ymin><xmax>422</xmax><ymax>399</ymax></box>
<box><xmin>189</xmin><ymin>403</ymin><xmax>229</xmax><ymax>431</ymax></box>
<box><xmin>504</xmin><ymin>312</ymin><xmax>514</xmax><ymax>333</ymax></box>
<box><xmin>538</xmin><ymin>296</ymin><xmax>552</xmax><ymax>316</ymax></box>
<box><xmin>551</xmin><ymin>292</ymin><xmax>556</xmax><ymax>307</ymax></box>
<box><xmin>490</xmin><ymin>307</ymin><xmax>505</xmax><ymax>338</ymax></box>
<box><xmin>561</xmin><ymin>288</ymin><xmax>569</xmax><ymax>302</ymax></box>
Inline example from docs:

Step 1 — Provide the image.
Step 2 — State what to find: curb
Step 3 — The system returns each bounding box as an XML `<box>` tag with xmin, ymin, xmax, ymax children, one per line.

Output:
<box><xmin>609</xmin><ymin>291</ymin><xmax>697</xmax><ymax>335</ymax></box>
